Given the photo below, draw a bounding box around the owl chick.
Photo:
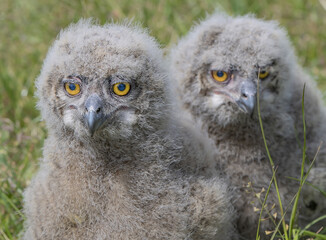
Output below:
[170,12,326,238]
[23,20,238,240]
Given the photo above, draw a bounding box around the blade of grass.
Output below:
[270,189,301,240]
[0,227,10,240]
[289,84,307,239]
[0,191,25,220]
[300,230,326,239]
[294,126,303,151]
[287,176,326,198]
[256,169,279,239]
[257,69,289,240]
[301,215,326,232]
[270,180,326,239]
[286,141,325,198]
[270,213,285,240]
[302,142,323,185]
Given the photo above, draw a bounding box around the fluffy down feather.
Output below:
[170,12,326,239]
[23,19,238,240]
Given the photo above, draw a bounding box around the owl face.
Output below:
[37,21,166,139]
[172,14,296,125]
[57,73,141,138]
[193,55,285,124]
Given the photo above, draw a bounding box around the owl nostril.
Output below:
[86,106,101,113]
[85,93,103,114]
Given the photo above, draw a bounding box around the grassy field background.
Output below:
[0,0,325,239]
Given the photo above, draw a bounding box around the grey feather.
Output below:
[170,12,326,239]
[23,19,238,239]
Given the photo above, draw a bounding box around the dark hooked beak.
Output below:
[235,80,257,114]
[84,93,105,136]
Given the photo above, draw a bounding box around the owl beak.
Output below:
[84,93,105,136]
[235,80,257,114]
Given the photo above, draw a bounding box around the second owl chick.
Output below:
[23,20,237,239]
[170,12,326,239]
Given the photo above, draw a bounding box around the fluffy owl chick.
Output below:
[170,13,326,238]
[23,20,238,240]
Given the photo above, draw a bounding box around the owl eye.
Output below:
[211,70,228,82]
[64,82,81,96]
[258,70,269,80]
[113,82,131,96]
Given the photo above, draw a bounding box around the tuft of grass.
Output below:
[256,77,326,239]
[256,69,289,240]
[288,85,308,240]
[0,0,325,239]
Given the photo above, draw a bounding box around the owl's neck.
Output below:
[202,115,262,145]
[199,110,302,170]
[44,128,171,173]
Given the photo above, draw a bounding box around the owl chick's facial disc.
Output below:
[36,20,166,138]
[61,74,135,136]
[203,53,278,117]
[171,13,295,124]
[209,69,257,114]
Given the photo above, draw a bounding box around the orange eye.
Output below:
[64,82,81,96]
[211,70,228,82]
[258,70,269,79]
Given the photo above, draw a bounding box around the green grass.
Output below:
[0,0,326,239]
[256,80,326,240]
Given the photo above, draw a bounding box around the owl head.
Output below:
[36,20,167,140]
[170,13,300,126]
